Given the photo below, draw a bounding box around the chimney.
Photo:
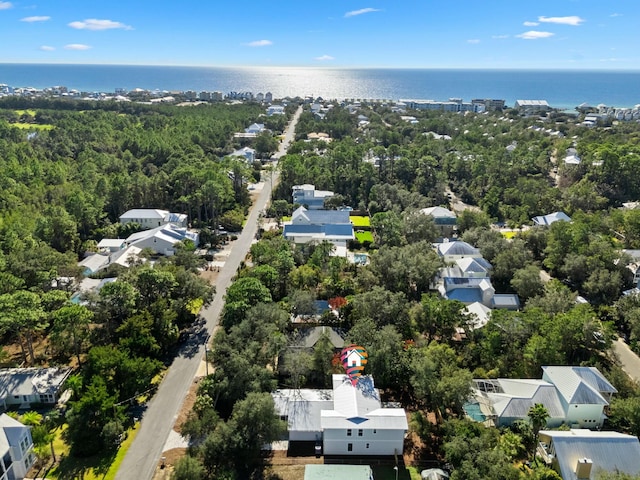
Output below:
[575,458,592,479]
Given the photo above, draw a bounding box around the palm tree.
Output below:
[528,403,549,462]
[20,411,43,426]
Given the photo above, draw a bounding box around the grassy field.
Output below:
[14,109,37,116]
[350,216,371,228]
[44,423,139,480]
[12,123,54,130]
[355,231,374,243]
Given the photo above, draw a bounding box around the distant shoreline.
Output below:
[1,64,639,109]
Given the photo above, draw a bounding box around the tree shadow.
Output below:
[50,448,118,480]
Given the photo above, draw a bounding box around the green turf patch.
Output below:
[350,216,371,227]
[355,231,374,243]
[12,123,54,130]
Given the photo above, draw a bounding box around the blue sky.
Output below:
[1,0,639,69]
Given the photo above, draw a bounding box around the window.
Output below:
[373,429,377,434]
[358,429,363,437]
[347,429,352,436]
[347,443,353,452]
[366,443,370,449]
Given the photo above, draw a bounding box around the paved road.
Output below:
[116,105,303,480]
[612,338,640,384]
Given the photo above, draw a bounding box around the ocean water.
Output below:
[1,64,639,109]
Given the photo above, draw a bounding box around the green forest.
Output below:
[177,103,640,480]
[3,96,640,480]
[0,97,281,473]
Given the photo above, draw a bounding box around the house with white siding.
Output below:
[125,224,198,256]
[0,368,72,410]
[282,207,354,252]
[119,209,188,230]
[468,366,616,429]
[0,414,35,480]
[272,374,407,456]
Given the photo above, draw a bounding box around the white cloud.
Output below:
[610,13,622,17]
[344,8,381,18]
[467,39,480,44]
[64,44,91,50]
[492,34,509,39]
[538,15,585,26]
[0,1,12,9]
[243,39,272,47]
[315,54,334,61]
[523,21,539,26]
[516,30,555,40]
[22,16,51,22]
[39,45,55,51]
[68,18,132,31]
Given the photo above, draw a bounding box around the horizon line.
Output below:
[1,62,640,72]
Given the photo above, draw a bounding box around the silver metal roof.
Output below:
[540,429,640,479]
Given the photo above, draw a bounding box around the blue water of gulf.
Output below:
[1,64,639,109]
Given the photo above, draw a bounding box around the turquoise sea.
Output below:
[1,64,639,109]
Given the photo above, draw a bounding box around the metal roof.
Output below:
[532,211,571,226]
[304,464,373,480]
[283,223,354,240]
[456,257,492,273]
[420,206,456,218]
[321,375,408,431]
[119,208,168,220]
[539,429,640,480]
[0,367,72,398]
[272,389,333,434]
[291,207,351,225]
[542,366,615,405]
[291,326,345,349]
[437,241,480,257]
[488,382,565,419]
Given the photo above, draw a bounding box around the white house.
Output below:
[230,146,256,163]
[267,105,285,116]
[436,241,482,263]
[542,366,616,429]
[282,207,354,252]
[96,238,125,253]
[321,375,408,456]
[0,368,72,410]
[119,209,188,230]
[125,224,199,255]
[468,366,616,429]
[273,374,407,456]
[420,207,457,237]
[532,211,571,227]
[538,429,640,480]
[245,123,265,134]
[515,100,550,114]
[0,414,35,480]
[292,184,334,210]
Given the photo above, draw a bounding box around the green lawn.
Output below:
[350,216,371,228]
[355,231,374,243]
[45,422,139,480]
[373,465,421,480]
[12,123,54,130]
